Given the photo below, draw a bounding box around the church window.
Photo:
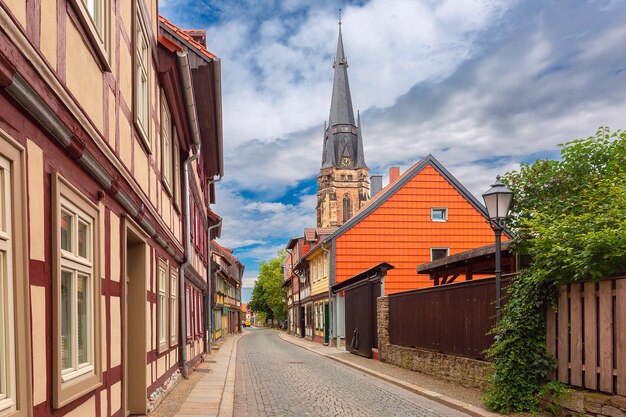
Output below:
[342,195,352,223]
[348,175,353,181]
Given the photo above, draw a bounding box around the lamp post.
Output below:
[482,175,514,324]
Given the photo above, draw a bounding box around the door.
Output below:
[124,223,147,416]
[344,280,381,358]
[324,303,330,344]
[300,306,305,337]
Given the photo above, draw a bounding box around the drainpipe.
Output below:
[177,50,202,379]
[206,217,222,354]
[321,243,332,345]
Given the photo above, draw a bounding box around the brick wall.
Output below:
[377,297,491,389]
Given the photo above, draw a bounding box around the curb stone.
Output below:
[278,332,502,417]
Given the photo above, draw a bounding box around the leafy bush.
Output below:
[484,127,626,412]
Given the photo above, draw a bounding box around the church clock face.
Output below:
[341,156,352,167]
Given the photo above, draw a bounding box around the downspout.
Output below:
[285,248,294,333]
[177,50,202,378]
[285,249,300,330]
[321,243,332,345]
[205,217,222,354]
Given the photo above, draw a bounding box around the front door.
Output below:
[300,306,305,337]
[324,303,330,344]
[124,223,147,416]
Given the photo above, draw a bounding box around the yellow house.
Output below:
[305,241,332,344]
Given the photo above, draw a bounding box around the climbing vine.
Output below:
[484,127,626,413]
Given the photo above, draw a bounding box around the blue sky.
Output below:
[160,0,626,302]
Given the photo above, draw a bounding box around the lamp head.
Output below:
[482,175,514,225]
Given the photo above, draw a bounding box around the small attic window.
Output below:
[431,248,450,261]
[431,208,448,222]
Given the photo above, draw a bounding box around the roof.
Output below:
[324,154,495,243]
[321,20,366,170]
[304,227,337,242]
[159,16,216,61]
[331,262,395,292]
[211,240,244,284]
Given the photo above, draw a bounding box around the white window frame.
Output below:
[134,6,151,150]
[0,155,16,414]
[53,173,102,409]
[430,247,450,261]
[431,208,448,222]
[157,259,167,352]
[169,269,177,345]
[59,198,95,382]
[161,91,172,191]
[69,0,111,70]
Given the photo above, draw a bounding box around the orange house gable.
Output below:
[329,155,503,295]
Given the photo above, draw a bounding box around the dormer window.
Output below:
[431,208,448,222]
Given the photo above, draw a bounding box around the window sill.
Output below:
[134,121,152,155]
[54,370,101,409]
[61,365,94,383]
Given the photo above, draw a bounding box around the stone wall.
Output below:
[550,391,626,417]
[377,297,492,389]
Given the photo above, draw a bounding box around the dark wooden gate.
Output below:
[345,281,376,357]
[333,262,394,358]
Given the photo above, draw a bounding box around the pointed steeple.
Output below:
[321,13,367,170]
[328,15,355,128]
[355,110,368,169]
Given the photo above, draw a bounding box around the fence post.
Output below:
[377,296,389,361]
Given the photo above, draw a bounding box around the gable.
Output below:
[333,161,499,294]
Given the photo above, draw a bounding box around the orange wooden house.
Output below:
[323,154,503,345]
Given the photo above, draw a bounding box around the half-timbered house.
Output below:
[0,2,223,416]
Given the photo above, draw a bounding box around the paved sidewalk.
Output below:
[278,331,502,417]
[153,333,244,417]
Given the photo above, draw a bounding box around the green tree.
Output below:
[485,127,626,413]
[248,251,288,325]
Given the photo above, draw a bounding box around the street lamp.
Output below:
[482,175,514,324]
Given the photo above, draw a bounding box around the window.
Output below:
[53,174,101,408]
[169,269,177,345]
[431,208,448,222]
[161,92,172,190]
[0,155,15,415]
[134,7,150,148]
[431,248,450,261]
[69,0,110,70]
[173,132,181,208]
[185,286,191,339]
[157,259,167,353]
[0,138,30,417]
[342,194,352,223]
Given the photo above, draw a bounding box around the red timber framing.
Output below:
[0,2,223,417]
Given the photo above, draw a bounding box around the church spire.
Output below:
[328,14,355,128]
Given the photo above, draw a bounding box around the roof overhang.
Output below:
[332,262,394,292]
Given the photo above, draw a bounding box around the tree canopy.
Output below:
[248,251,288,323]
[485,127,626,413]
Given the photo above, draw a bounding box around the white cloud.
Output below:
[161,0,626,278]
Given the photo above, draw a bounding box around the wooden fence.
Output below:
[546,277,626,395]
[388,277,507,360]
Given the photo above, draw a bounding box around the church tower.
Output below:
[317,17,369,228]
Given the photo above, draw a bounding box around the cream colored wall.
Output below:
[65,17,104,133]
[27,140,44,261]
[31,285,47,405]
[39,0,57,69]
[65,395,96,417]
[310,249,330,297]
[2,0,26,27]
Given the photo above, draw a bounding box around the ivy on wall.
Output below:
[484,127,626,413]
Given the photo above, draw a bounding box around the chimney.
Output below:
[389,167,400,184]
[370,175,383,198]
[183,30,207,47]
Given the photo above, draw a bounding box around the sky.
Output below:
[160,0,626,302]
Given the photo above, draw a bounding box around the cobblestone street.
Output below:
[235,328,470,417]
